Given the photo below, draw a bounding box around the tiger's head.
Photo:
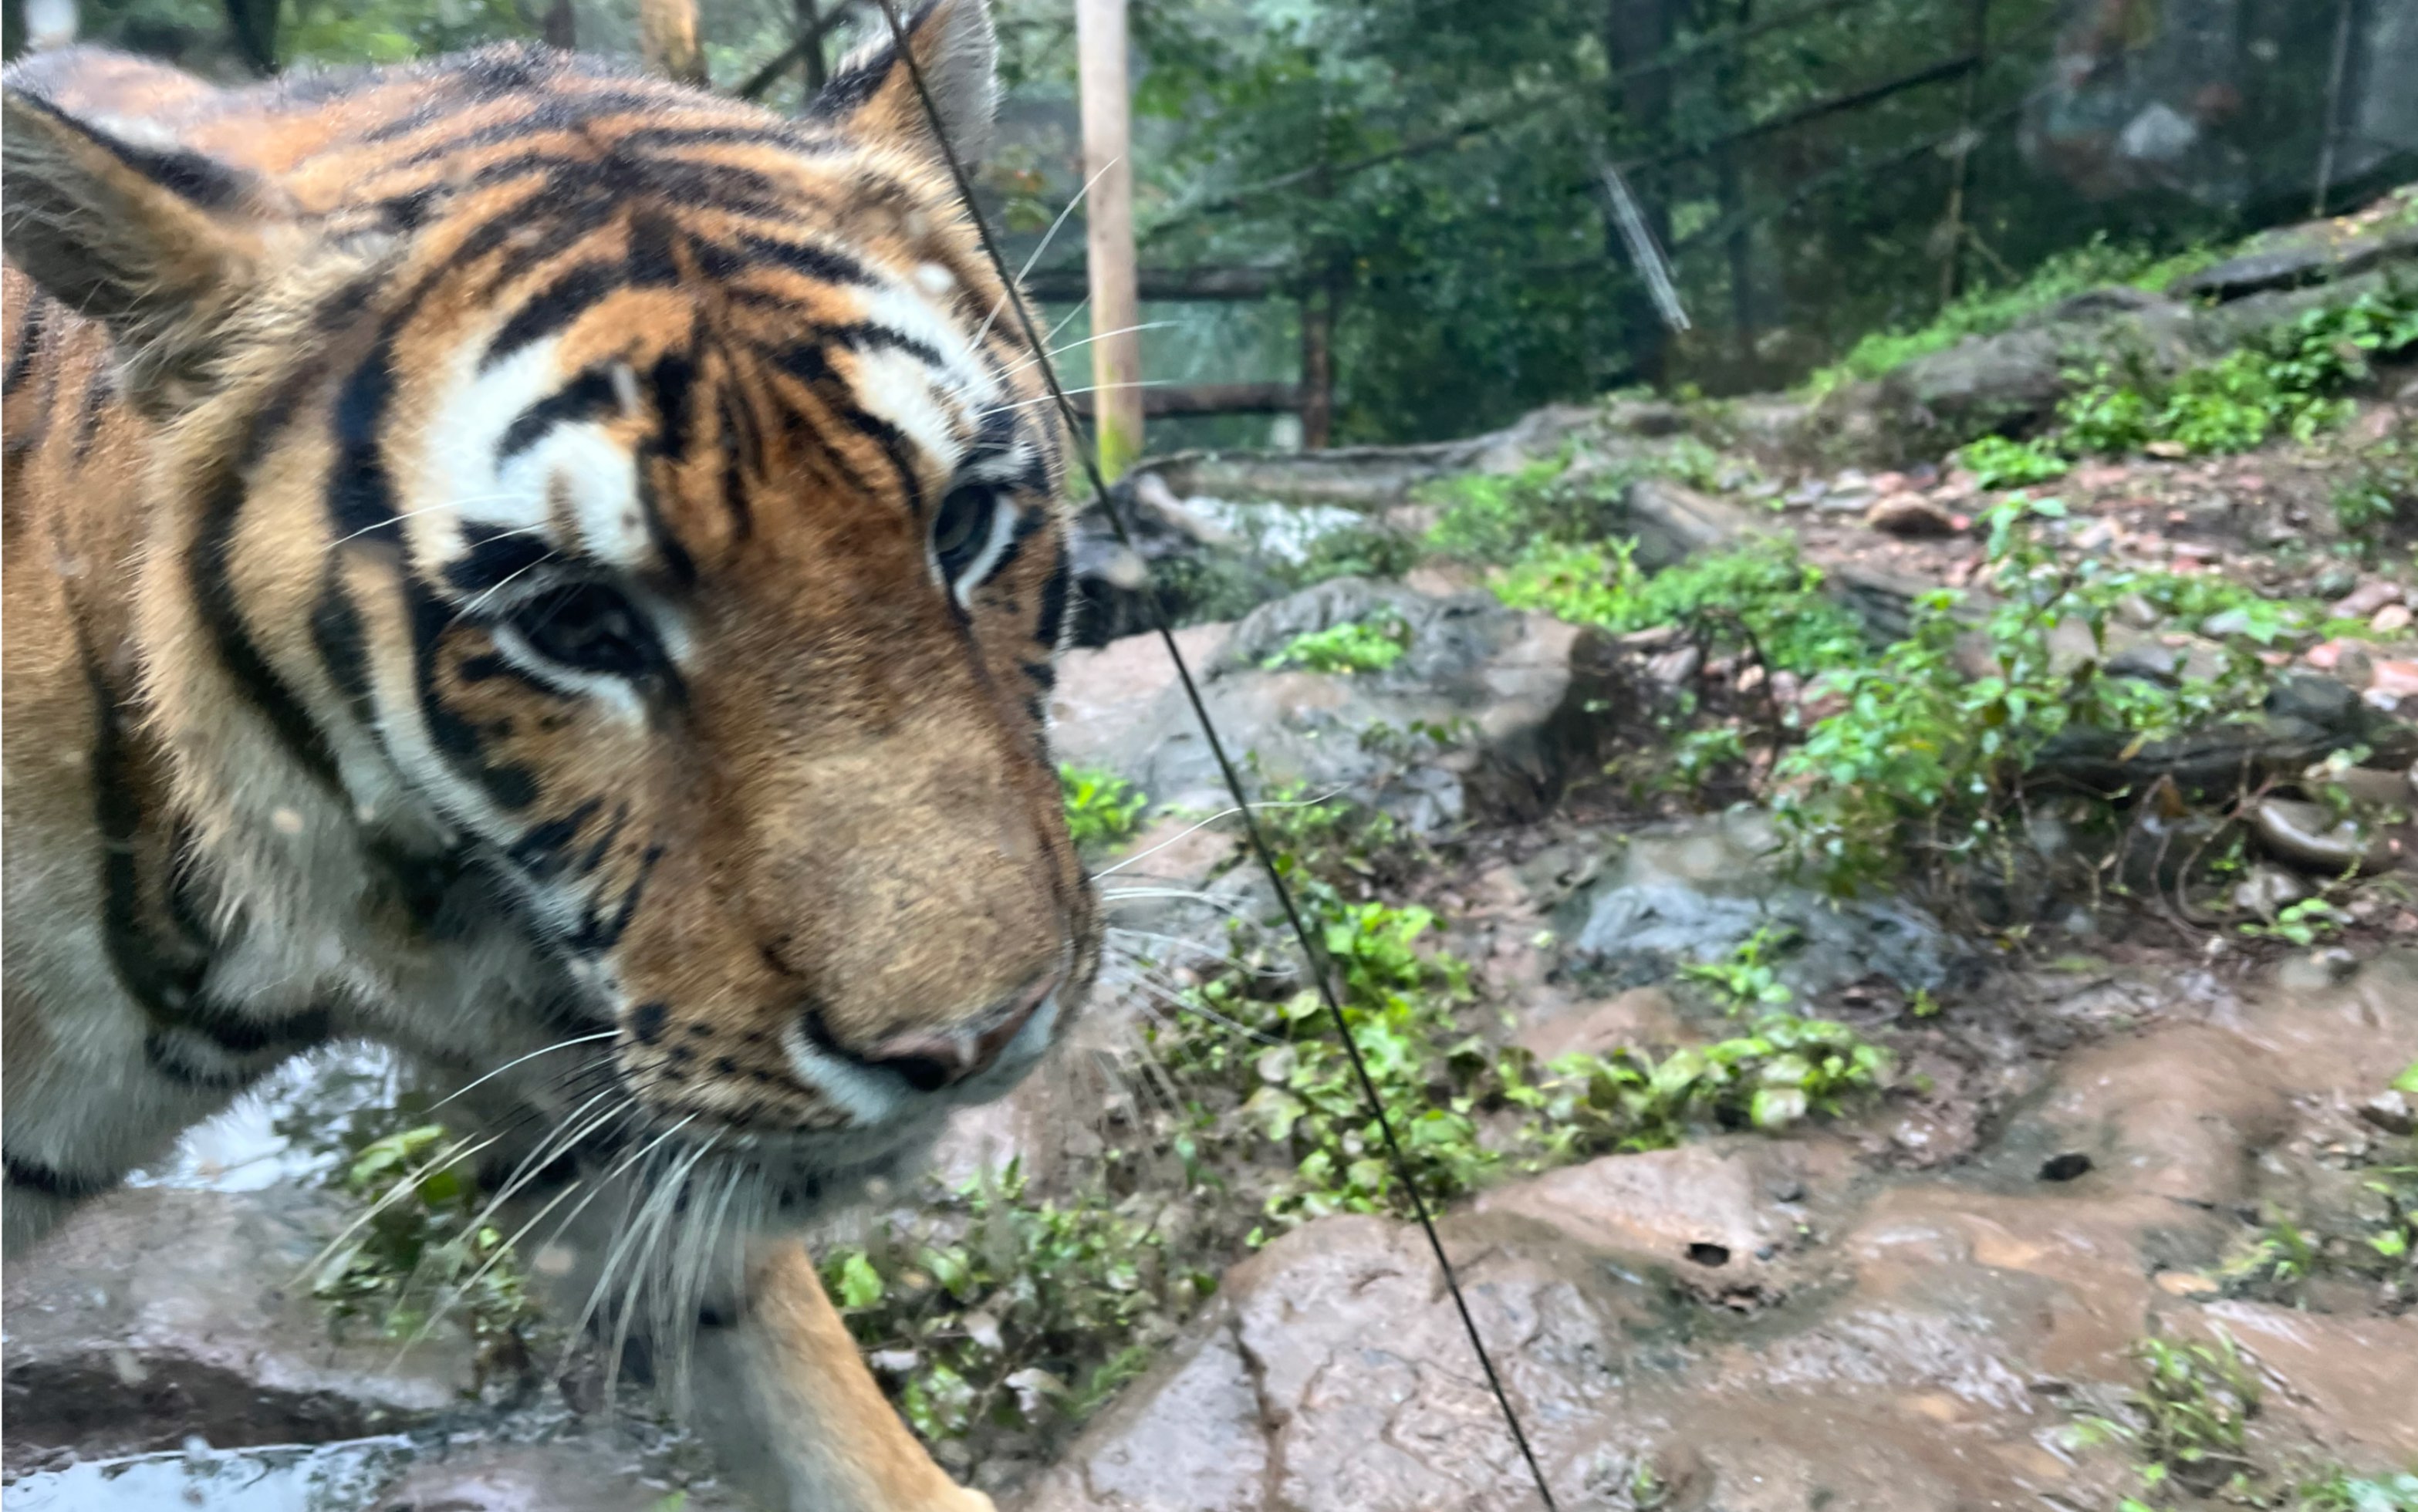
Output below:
[2,0,1098,1169]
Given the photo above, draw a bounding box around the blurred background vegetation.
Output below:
[5,0,2413,447]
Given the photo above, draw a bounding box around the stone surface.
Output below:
[1554,807,1963,998]
[2,1186,485,1471]
[1862,493,1959,537]
[1056,579,1622,835]
[1019,953,2418,1512]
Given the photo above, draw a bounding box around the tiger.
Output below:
[0,2,1096,1507]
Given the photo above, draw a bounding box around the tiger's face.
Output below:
[2,2,1097,1166]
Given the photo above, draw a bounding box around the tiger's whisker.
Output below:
[425,1031,618,1115]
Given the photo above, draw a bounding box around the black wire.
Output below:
[871,5,1559,1506]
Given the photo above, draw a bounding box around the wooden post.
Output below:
[1937,0,1990,306]
[640,0,708,86]
[1076,0,1143,481]
[1298,279,1335,451]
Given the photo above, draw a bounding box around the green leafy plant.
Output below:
[2238,897,2348,947]
[1420,453,1633,565]
[2075,1331,2262,1500]
[303,1119,540,1387]
[1771,494,2275,893]
[2056,285,2418,459]
[2297,1470,2418,1512]
[820,1162,1196,1445]
[1060,765,1149,849]
[1676,926,1797,1012]
[1801,237,2218,397]
[1262,609,1413,674]
[1491,537,1864,675]
[1958,434,2070,490]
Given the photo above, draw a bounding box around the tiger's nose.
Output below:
[855,974,1057,1093]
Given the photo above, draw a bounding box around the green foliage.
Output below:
[821,1162,1194,1444]
[1421,454,1629,566]
[280,0,529,64]
[1059,766,1149,850]
[2075,1331,2261,1500]
[2296,1471,2418,1512]
[301,1116,539,1383]
[1802,238,2219,397]
[1772,494,2278,893]
[2056,285,2418,459]
[2237,897,2348,947]
[1163,857,1887,1229]
[2332,417,2418,544]
[1675,926,1796,1011]
[1261,609,1413,675]
[1503,1013,1891,1156]
[1957,434,2070,490]
[1491,537,1865,675]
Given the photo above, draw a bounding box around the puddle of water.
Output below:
[126,1046,399,1194]
[5,1438,411,1512]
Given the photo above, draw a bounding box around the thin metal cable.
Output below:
[870,5,1559,1505]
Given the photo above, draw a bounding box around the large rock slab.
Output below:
[1052,578,1622,835]
[1018,953,2418,1512]
[1555,806,1964,999]
[2,1186,485,1470]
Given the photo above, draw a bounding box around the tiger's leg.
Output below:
[731,1239,992,1512]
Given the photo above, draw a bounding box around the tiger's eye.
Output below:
[930,485,998,586]
[511,582,654,676]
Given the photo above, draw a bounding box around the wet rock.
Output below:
[2034,673,2418,795]
[2250,796,2394,876]
[2332,580,2406,620]
[2172,214,2418,302]
[2231,863,2311,920]
[2360,1090,2416,1138]
[368,1438,741,1512]
[1026,954,2418,1512]
[1474,1140,1817,1305]
[1556,808,1961,998]
[1059,579,1623,835]
[1863,494,1960,538]
[2106,636,2227,687]
[1514,987,1689,1064]
[2,1187,485,1470]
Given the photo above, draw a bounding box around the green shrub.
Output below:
[1420,453,1629,565]
[1060,765,1148,849]
[1261,609,1413,674]
[2057,285,2418,459]
[1802,237,2218,397]
[301,1120,540,1384]
[1773,495,2274,893]
[1491,537,1866,675]
[1957,434,2069,490]
[821,1163,1194,1443]
[2074,1331,2261,1500]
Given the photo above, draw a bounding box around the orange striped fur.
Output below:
[2,5,1083,1507]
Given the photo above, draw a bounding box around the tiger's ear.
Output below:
[812,0,999,167]
[2,86,296,392]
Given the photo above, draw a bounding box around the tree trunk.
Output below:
[221,0,279,74]
[640,0,708,86]
[1076,0,1144,480]
[1299,278,1336,450]
[796,0,829,97]
[542,0,576,49]
[1717,0,1754,365]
